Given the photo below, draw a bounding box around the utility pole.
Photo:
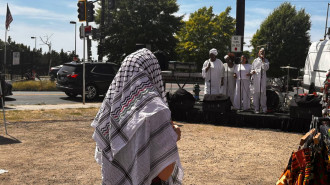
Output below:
[98,0,105,61]
[325,3,330,40]
[236,0,245,53]
[85,0,95,61]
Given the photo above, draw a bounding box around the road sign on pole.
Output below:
[85,25,92,36]
[13,52,20,65]
[231,35,242,52]
[82,23,86,105]
[80,24,85,39]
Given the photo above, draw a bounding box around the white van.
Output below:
[302,39,330,92]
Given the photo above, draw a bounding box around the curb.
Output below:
[4,103,102,111]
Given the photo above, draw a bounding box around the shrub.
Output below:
[12,80,57,91]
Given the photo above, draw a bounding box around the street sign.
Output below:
[85,25,92,36]
[13,52,20,65]
[231,35,242,52]
[80,25,85,39]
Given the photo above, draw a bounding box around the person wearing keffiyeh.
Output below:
[91,48,184,185]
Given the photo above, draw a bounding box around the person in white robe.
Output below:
[233,55,252,111]
[251,48,270,114]
[220,54,236,104]
[202,48,224,94]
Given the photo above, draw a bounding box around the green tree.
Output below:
[250,2,311,78]
[0,37,74,76]
[175,7,235,70]
[96,0,183,63]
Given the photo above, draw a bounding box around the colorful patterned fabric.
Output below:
[91,48,183,185]
[276,169,292,185]
[314,152,329,184]
[303,149,311,184]
[295,172,303,185]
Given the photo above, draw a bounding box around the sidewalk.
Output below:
[5,103,102,111]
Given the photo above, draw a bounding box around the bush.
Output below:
[12,80,57,91]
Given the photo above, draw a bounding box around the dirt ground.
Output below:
[0,109,302,185]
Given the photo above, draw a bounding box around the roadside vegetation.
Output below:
[0,108,98,123]
[12,80,57,91]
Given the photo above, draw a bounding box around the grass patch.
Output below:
[69,112,83,116]
[12,80,57,91]
[0,108,98,123]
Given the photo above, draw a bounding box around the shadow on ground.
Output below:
[0,135,21,145]
[59,96,105,103]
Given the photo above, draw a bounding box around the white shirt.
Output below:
[220,63,236,97]
[202,58,224,94]
[251,57,270,93]
[234,64,251,80]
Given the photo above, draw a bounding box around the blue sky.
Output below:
[0,0,329,62]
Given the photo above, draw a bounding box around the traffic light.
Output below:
[108,0,115,10]
[92,28,100,40]
[87,39,92,59]
[86,1,95,22]
[77,0,86,22]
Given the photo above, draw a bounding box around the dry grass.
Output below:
[0,108,302,184]
[12,80,57,91]
[0,108,98,123]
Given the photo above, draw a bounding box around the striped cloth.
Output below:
[91,48,183,185]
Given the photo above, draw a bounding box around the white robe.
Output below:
[251,57,270,112]
[233,64,251,110]
[202,58,224,94]
[220,63,236,103]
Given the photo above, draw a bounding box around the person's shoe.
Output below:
[254,111,260,114]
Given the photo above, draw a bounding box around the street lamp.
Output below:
[30,37,37,74]
[31,36,36,51]
[70,21,77,55]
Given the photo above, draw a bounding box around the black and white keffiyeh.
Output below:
[91,48,183,185]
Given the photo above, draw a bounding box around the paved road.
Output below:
[5,84,303,106]
[166,83,205,99]
[5,84,205,106]
[6,91,104,105]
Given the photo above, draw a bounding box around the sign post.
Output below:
[231,35,242,53]
[80,23,86,105]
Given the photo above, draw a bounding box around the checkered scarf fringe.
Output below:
[92,49,183,185]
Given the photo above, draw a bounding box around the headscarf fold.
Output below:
[91,48,183,185]
[209,48,218,56]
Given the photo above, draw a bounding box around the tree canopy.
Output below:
[175,6,236,70]
[96,0,183,63]
[0,37,74,76]
[250,2,311,77]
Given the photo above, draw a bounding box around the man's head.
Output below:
[258,48,265,57]
[209,48,218,61]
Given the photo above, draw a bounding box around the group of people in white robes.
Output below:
[202,48,270,114]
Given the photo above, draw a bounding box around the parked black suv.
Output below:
[56,62,119,100]
[49,65,62,80]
